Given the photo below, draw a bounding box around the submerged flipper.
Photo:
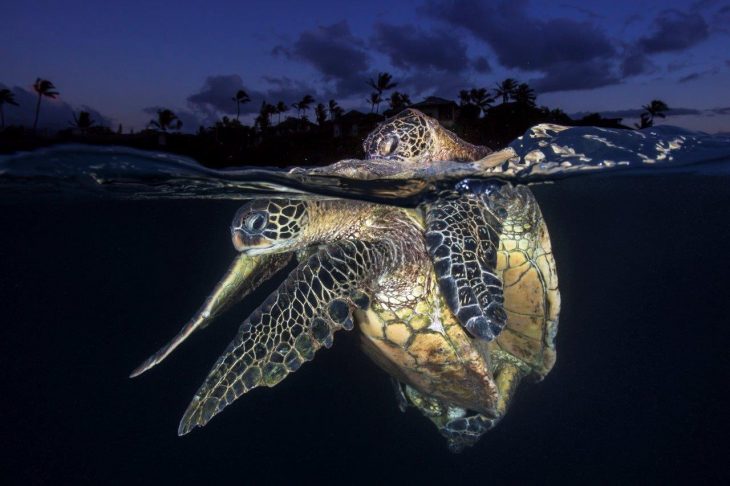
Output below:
[130,252,293,378]
[178,239,394,435]
[424,185,507,341]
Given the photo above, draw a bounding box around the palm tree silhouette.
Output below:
[513,83,537,107]
[388,91,412,113]
[292,94,315,119]
[328,99,343,120]
[368,92,383,113]
[495,78,518,104]
[315,103,328,126]
[367,72,397,113]
[635,100,669,129]
[458,89,473,106]
[275,101,287,124]
[232,90,250,121]
[32,78,59,133]
[148,108,182,131]
[367,72,397,95]
[71,111,95,134]
[0,88,19,129]
[469,88,495,115]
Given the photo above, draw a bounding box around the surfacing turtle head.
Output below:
[363,108,437,161]
[231,199,308,254]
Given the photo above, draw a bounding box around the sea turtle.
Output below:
[130,109,560,451]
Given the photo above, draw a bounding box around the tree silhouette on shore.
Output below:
[315,103,328,126]
[368,92,383,113]
[513,83,537,107]
[388,91,411,114]
[148,108,182,132]
[232,90,250,121]
[367,72,397,113]
[0,88,19,129]
[635,100,669,129]
[71,111,95,134]
[32,78,59,133]
[292,95,314,119]
[495,78,518,104]
[328,99,343,120]
[275,101,287,124]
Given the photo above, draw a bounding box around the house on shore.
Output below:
[409,96,459,127]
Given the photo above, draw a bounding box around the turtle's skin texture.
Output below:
[363,108,492,163]
[131,110,560,451]
[131,191,558,451]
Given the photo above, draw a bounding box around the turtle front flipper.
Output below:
[130,252,293,378]
[178,239,393,435]
[424,187,507,341]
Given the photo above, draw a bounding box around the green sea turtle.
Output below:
[130,109,560,451]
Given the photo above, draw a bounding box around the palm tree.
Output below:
[388,91,412,113]
[645,99,669,124]
[255,101,276,131]
[70,111,95,134]
[367,72,397,113]
[495,78,518,104]
[469,88,495,115]
[292,94,315,119]
[231,90,250,121]
[32,78,59,133]
[328,99,343,120]
[367,72,397,95]
[315,103,328,126]
[513,83,537,107]
[458,89,473,106]
[275,101,287,124]
[0,88,19,129]
[368,92,383,113]
[148,108,182,132]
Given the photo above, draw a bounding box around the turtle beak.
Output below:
[232,229,247,252]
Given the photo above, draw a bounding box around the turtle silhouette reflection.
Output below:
[132,110,559,451]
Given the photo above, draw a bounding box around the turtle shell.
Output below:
[488,184,559,380]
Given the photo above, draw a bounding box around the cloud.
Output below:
[570,107,702,119]
[472,56,492,74]
[620,50,654,77]
[371,22,473,72]
[398,69,474,99]
[638,10,709,53]
[422,0,616,72]
[679,72,703,83]
[559,4,604,20]
[0,84,110,131]
[186,74,249,116]
[422,0,623,93]
[531,59,620,93]
[185,74,322,124]
[273,21,371,96]
[710,107,730,115]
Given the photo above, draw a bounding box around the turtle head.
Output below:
[363,108,437,162]
[231,199,309,254]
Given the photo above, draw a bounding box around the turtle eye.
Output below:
[379,135,398,157]
[245,211,268,233]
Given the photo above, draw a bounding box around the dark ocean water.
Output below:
[1,133,730,483]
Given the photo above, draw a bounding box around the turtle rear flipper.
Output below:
[178,239,394,435]
[424,189,507,341]
[129,252,293,378]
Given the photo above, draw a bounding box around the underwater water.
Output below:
[1,125,730,483]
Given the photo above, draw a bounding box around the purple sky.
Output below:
[2,0,729,133]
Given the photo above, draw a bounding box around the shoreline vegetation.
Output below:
[0,75,669,169]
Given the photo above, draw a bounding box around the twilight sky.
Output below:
[2,0,729,133]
